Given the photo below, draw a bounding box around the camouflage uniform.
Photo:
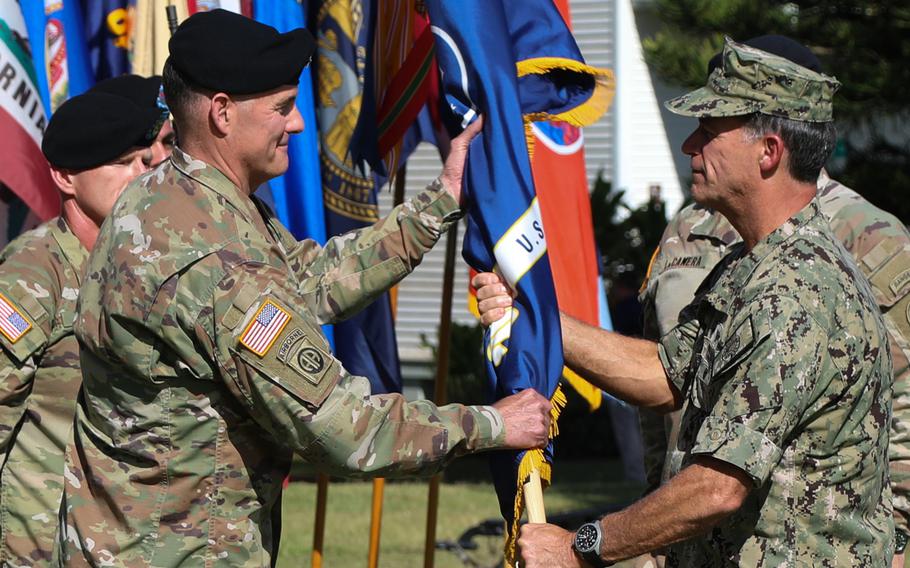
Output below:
[0,218,87,565]
[55,148,506,567]
[640,171,910,533]
[658,200,893,565]
[649,38,894,564]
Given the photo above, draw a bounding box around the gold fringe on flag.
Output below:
[516,57,615,158]
[503,383,567,566]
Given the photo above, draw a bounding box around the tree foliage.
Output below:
[590,173,668,291]
[642,0,910,221]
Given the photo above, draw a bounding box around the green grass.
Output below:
[277,457,643,567]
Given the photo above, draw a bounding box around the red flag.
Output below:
[533,0,609,411]
[0,4,60,223]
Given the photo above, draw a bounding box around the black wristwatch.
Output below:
[572,522,614,567]
[896,529,908,555]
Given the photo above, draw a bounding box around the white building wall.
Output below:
[613,0,685,213]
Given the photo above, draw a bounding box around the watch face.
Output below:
[575,524,599,553]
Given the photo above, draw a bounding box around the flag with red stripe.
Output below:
[0,3,60,223]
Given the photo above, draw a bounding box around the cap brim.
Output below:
[664,86,763,118]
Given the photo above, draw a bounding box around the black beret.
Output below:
[42,92,163,170]
[91,74,164,110]
[168,9,315,94]
[707,35,822,76]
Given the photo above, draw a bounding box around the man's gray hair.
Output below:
[742,114,837,183]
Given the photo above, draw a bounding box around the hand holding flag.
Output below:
[438,117,484,204]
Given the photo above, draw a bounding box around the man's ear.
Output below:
[209,92,234,136]
[50,166,76,197]
[758,132,785,177]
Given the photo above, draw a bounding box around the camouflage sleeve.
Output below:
[0,289,50,451]
[858,240,910,531]
[687,297,825,486]
[882,294,910,532]
[209,262,506,477]
[286,180,462,324]
[639,247,668,492]
[657,312,700,393]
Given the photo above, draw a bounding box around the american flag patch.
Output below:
[0,292,32,343]
[239,300,291,357]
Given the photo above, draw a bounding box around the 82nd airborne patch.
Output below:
[0,292,32,343]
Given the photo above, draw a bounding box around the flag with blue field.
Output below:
[425,0,612,560]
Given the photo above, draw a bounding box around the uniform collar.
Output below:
[689,204,740,245]
[704,199,823,313]
[816,168,836,198]
[169,146,263,227]
[51,217,90,282]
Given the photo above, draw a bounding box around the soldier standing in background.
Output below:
[638,36,910,568]
[55,10,551,566]
[0,85,168,565]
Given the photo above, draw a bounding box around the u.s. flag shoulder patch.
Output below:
[0,292,32,344]
[239,299,291,357]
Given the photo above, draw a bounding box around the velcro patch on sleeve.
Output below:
[0,292,32,344]
[239,299,291,357]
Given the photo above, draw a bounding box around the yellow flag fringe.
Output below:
[516,56,615,161]
[503,383,567,566]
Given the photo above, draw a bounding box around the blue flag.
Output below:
[314,0,402,395]
[425,0,611,559]
[253,1,326,245]
[21,0,94,113]
[82,0,130,81]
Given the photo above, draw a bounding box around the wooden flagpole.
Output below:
[365,167,408,568]
[311,474,329,568]
[422,218,459,568]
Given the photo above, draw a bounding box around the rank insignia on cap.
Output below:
[240,299,291,357]
[0,293,32,343]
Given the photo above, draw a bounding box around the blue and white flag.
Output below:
[425,0,611,559]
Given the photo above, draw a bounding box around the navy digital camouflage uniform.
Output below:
[658,200,893,564]
[0,218,87,565]
[55,148,507,566]
[651,37,893,564]
[640,172,910,536]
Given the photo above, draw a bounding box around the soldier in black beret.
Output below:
[0,85,169,564]
[91,74,176,166]
[54,9,553,567]
[41,90,167,238]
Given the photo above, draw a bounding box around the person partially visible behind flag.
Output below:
[0,2,59,232]
[425,0,612,561]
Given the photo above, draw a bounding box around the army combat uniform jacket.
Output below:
[56,148,506,567]
[659,200,893,566]
[0,218,87,565]
[640,172,910,534]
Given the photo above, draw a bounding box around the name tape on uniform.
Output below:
[240,299,291,357]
